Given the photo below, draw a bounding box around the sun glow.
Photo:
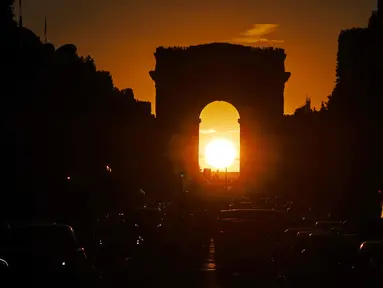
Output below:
[205,139,236,169]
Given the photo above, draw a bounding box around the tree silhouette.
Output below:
[1,0,16,29]
[320,100,328,112]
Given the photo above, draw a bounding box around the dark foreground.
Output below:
[1,196,382,288]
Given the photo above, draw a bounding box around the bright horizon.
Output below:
[199,101,240,172]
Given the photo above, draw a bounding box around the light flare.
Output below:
[205,139,236,169]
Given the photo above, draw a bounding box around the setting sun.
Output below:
[205,139,236,169]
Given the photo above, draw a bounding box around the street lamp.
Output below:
[180,172,184,193]
[225,167,228,189]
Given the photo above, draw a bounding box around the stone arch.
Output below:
[150,43,290,185]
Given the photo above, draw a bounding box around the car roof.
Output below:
[14,224,73,231]
[220,208,285,213]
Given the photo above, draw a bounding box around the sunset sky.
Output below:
[199,101,240,172]
[20,0,376,114]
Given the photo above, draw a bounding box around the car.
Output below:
[215,208,291,280]
[4,224,91,286]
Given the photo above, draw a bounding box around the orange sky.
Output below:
[21,0,377,114]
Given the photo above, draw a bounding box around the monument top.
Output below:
[155,42,285,55]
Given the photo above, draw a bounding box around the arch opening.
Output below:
[199,101,240,184]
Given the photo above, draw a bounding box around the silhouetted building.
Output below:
[136,101,153,118]
[203,168,212,180]
[150,43,290,188]
[293,96,312,115]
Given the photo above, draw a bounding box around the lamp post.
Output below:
[180,172,184,193]
[225,167,228,189]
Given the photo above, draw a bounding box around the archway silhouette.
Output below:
[199,101,240,181]
[150,43,291,186]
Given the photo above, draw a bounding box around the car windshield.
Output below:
[219,209,285,220]
[134,209,162,225]
[11,226,77,255]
